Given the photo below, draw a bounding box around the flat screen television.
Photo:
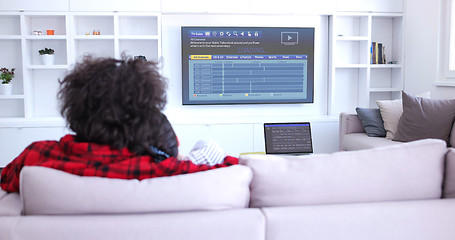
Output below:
[181,26,314,105]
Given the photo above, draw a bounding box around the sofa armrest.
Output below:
[339,112,365,150]
[0,189,21,216]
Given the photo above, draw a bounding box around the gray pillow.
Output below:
[355,107,386,137]
[393,91,455,144]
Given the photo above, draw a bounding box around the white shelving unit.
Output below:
[20,13,69,118]
[70,12,161,62]
[329,13,404,115]
[0,13,25,118]
[0,11,161,122]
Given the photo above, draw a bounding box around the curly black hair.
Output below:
[58,55,173,157]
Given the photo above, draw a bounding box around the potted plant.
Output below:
[38,48,55,65]
[0,67,15,95]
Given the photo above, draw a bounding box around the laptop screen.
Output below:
[264,122,313,154]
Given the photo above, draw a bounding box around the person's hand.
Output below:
[177,152,186,161]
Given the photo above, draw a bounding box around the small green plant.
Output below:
[0,67,15,84]
[38,48,55,55]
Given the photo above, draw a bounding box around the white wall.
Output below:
[4,0,450,165]
[404,0,455,99]
[160,14,329,122]
[158,14,338,157]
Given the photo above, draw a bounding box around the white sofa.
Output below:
[339,112,402,151]
[339,112,455,151]
[2,139,455,240]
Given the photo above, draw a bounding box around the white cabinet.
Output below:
[70,12,161,62]
[22,13,70,118]
[0,125,70,167]
[249,0,335,15]
[0,0,69,11]
[0,11,161,121]
[69,0,161,12]
[0,13,24,117]
[336,0,403,13]
[329,13,404,114]
[161,0,250,13]
[162,0,335,14]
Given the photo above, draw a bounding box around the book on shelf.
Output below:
[371,42,386,64]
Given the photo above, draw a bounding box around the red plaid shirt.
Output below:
[0,134,238,193]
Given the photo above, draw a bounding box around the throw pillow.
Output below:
[376,99,401,139]
[393,91,455,144]
[20,165,252,215]
[376,91,430,140]
[355,107,386,137]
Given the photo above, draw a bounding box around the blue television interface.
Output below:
[181,27,315,105]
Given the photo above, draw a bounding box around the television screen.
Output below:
[181,26,314,105]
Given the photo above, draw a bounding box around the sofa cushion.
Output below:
[355,107,386,137]
[376,91,430,140]
[20,165,252,215]
[5,209,266,240]
[261,199,455,240]
[342,133,401,151]
[444,148,455,198]
[240,139,447,208]
[393,91,455,144]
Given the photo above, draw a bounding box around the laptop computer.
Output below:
[264,122,313,155]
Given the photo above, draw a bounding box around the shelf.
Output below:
[0,95,25,99]
[118,15,159,36]
[334,40,370,65]
[25,35,68,40]
[0,35,21,40]
[0,15,21,36]
[117,35,159,40]
[369,88,402,92]
[73,15,115,36]
[1,11,161,121]
[330,13,404,114]
[26,65,69,69]
[23,14,67,37]
[74,35,159,40]
[334,14,369,37]
[0,117,65,128]
[335,64,369,68]
[0,98,25,118]
[370,64,402,68]
[74,35,115,40]
[336,36,369,41]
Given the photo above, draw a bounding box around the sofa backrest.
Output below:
[240,139,447,208]
[20,165,252,215]
[341,112,455,148]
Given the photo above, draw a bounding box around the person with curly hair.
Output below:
[0,55,238,193]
